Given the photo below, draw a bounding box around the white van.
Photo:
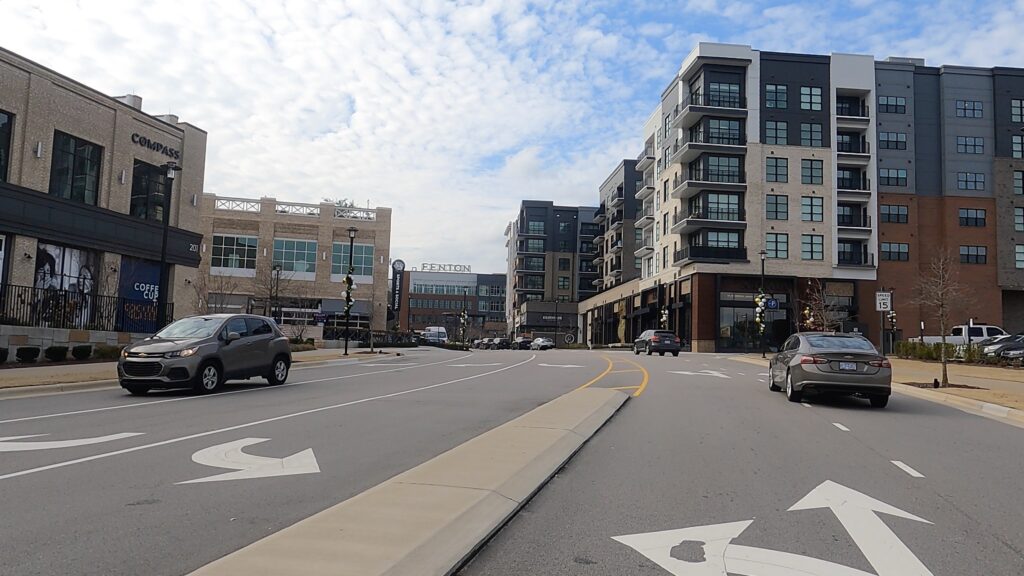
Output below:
[421,326,449,344]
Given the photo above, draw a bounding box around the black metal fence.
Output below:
[0,283,172,333]
[322,328,418,345]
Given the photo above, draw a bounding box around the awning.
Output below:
[322,298,371,315]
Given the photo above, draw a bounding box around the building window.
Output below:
[558,276,570,290]
[1013,99,1024,123]
[800,86,822,111]
[801,234,824,260]
[273,239,317,273]
[881,242,910,261]
[766,157,788,182]
[635,228,644,243]
[708,82,741,107]
[525,239,544,252]
[956,136,984,154]
[708,118,741,144]
[1015,171,1024,195]
[800,123,822,147]
[49,130,102,206]
[766,195,788,220]
[956,100,983,118]
[880,204,908,223]
[211,235,258,269]
[878,95,907,114]
[558,257,571,271]
[956,172,985,190]
[1017,245,1024,269]
[662,247,668,269]
[878,132,907,150]
[765,120,787,145]
[958,208,986,227]
[524,275,544,290]
[959,245,987,264]
[1015,207,1024,232]
[579,241,592,253]
[765,84,787,109]
[128,160,167,222]
[879,168,908,186]
[332,243,374,275]
[558,221,571,234]
[558,240,569,251]
[527,220,544,234]
[766,233,788,259]
[523,256,544,271]
[706,231,740,248]
[801,159,823,184]
[1013,135,1023,158]
[634,257,642,270]
[801,196,823,222]
[0,109,12,183]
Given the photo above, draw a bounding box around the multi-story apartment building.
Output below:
[505,200,599,340]
[0,47,205,342]
[397,270,506,338]
[581,42,1024,352]
[199,195,392,336]
[593,160,643,292]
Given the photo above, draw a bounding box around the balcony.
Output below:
[635,177,655,201]
[837,252,876,268]
[609,190,625,207]
[837,139,871,165]
[837,175,872,200]
[836,101,870,130]
[609,239,623,254]
[671,92,747,130]
[518,244,545,255]
[673,246,748,266]
[636,206,655,228]
[671,131,746,165]
[592,277,605,287]
[592,230,605,243]
[636,146,655,172]
[609,214,623,231]
[634,242,654,257]
[611,269,623,278]
[519,226,546,238]
[593,253,605,265]
[670,207,747,234]
[671,169,746,200]
[837,214,872,231]
[593,206,606,224]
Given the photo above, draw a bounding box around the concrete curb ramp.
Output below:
[189,387,630,576]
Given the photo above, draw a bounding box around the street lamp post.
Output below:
[554,298,559,348]
[343,226,357,356]
[272,264,282,321]
[462,287,468,344]
[758,249,767,358]
[156,162,182,329]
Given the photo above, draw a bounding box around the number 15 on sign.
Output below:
[875,291,892,312]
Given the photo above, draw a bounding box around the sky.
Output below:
[3,0,1024,273]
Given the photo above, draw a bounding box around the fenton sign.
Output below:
[420,263,472,273]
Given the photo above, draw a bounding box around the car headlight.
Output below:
[121,348,128,359]
[166,347,199,358]
[984,346,997,353]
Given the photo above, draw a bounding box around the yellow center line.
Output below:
[574,355,614,392]
[610,386,641,391]
[609,369,642,374]
[621,358,650,397]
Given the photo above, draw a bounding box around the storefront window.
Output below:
[32,242,99,329]
[49,131,102,206]
[129,160,167,222]
[273,239,317,273]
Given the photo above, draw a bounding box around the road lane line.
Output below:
[801,402,812,408]
[892,460,925,478]
[833,422,851,432]
[621,358,650,397]
[610,386,641,391]
[0,353,473,425]
[0,355,537,482]
[574,356,614,392]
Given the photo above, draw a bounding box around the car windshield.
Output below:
[154,317,223,340]
[806,335,876,351]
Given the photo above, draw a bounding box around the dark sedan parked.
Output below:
[982,334,1024,357]
[768,332,891,407]
[633,330,681,356]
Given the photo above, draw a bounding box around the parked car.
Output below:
[907,324,1006,346]
[530,337,555,350]
[118,314,292,396]
[477,337,493,349]
[514,336,533,350]
[768,332,890,407]
[984,334,1024,357]
[633,330,681,356]
[491,337,511,350]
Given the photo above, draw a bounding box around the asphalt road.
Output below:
[460,352,1024,576]
[0,347,645,576]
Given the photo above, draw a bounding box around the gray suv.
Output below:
[118,314,292,395]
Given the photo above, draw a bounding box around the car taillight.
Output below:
[674,337,680,343]
[652,337,660,342]
[800,355,829,365]
[868,358,891,368]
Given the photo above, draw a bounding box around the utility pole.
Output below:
[156,162,181,329]
[343,227,357,355]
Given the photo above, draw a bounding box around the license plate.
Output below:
[839,362,857,371]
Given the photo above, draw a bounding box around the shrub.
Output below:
[0,347,7,364]
[71,345,93,361]
[290,343,316,352]
[358,341,418,348]
[16,347,40,363]
[93,344,123,360]
[44,346,69,362]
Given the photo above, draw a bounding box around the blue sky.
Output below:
[2,0,1023,273]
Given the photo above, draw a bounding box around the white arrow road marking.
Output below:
[447,363,503,367]
[789,480,934,576]
[614,480,934,576]
[0,432,143,452]
[178,438,320,484]
[537,364,584,368]
[668,370,731,379]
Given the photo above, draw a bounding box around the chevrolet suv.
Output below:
[118,314,292,395]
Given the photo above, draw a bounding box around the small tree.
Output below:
[801,278,841,332]
[914,249,968,387]
[188,266,240,315]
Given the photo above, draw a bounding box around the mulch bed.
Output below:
[0,358,115,370]
[902,382,986,390]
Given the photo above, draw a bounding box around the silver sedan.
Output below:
[768,332,892,408]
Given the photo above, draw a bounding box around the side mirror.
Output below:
[226,332,241,343]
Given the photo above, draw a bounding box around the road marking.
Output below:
[758,372,769,376]
[891,460,925,478]
[609,369,642,374]
[0,432,143,452]
[614,480,934,576]
[832,422,851,432]
[621,358,650,397]
[447,363,503,367]
[610,386,641,391]
[538,363,584,368]
[668,370,730,379]
[801,402,812,408]
[0,355,536,482]
[177,438,320,484]
[737,372,745,376]
[0,352,473,425]
[574,356,613,392]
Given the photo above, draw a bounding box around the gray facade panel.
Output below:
[938,69,994,198]
[913,70,943,196]
[992,70,1024,158]
[760,54,831,148]
[876,66,918,196]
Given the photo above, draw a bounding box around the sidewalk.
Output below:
[0,348,392,390]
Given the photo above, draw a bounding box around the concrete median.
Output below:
[189,387,630,576]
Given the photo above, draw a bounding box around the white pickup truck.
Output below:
[907,324,1007,345]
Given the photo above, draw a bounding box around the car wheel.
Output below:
[194,361,222,394]
[634,345,640,355]
[267,356,289,385]
[768,366,782,391]
[870,395,889,408]
[123,383,149,396]
[646,344,652,356]
[785,370,802,402]
[659,351,665,356]
[672,351,679,357]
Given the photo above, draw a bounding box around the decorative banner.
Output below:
[117,256,161,333]
[391,259,406,314]
[33,242,98,328]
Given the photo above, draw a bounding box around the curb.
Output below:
[188,387,631,576]
[892,383,1024,425]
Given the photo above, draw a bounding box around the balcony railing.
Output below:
[637,146,655,163]
[682,169,746,184]
[276,202,321,217]
[836,103,870,118]
[678,207,746,222]
[685,130,744,146]
[837,141,871,154]
[674,246,747,262]
[609,214,623,228]
[837,176,871,191]
[686,92,746,109]
[610,190,625,205]
[334,206,377,221]
[215,198,260,212]
[838,252,876,266]
[0,283,173,333]
[837,214,872,228]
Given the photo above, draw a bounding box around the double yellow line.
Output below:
[574,354,649,397]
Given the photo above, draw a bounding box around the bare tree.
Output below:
[801,278,841,332]
[913,249,968,387]
[188,267,240,315]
